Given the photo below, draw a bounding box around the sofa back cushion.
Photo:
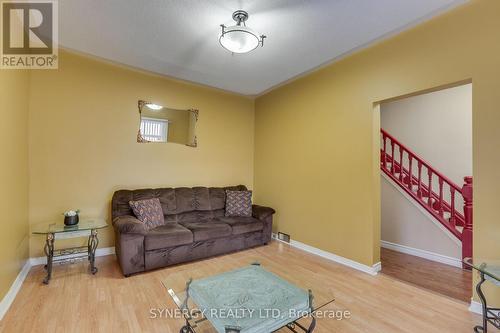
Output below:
[112,185,247,221]
[129,198,165,230]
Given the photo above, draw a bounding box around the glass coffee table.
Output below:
[163,263,335,333]
[463,258,500,333]
[32,219,107,284]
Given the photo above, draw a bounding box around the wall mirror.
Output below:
[137,100,198,147]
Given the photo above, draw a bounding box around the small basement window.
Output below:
[140,117,169,142]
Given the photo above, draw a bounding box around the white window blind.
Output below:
[140,117,169,142]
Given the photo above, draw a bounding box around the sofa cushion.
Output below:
[175,210,217,223]
[208,187,226,210]
[193,187,211,210]
[129,198,165,230]
[174,188,196,213]
[156,188,177,214]
[217,216,263,235]
[225,190,252,217]
[145,223,193,251]
[180,221,232,242]
[132,188,177,214]
[112,189,178,218]
[112,190,135,218]
[112,185,249,220]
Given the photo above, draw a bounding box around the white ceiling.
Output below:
[59,0,467,96]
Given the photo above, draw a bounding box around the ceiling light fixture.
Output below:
[219,10,266,54]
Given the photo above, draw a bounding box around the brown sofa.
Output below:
[111,185,275,276]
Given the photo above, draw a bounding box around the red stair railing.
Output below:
[380,129,473,266]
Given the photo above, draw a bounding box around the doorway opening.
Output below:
[377,82,473,302]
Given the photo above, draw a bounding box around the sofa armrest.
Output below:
[252,205,276,220]
[113,215,147,235]
[252,205,275,244]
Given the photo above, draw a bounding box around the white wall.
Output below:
[380,84,472,261]
[382,175,461,261]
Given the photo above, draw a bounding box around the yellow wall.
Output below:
[28,50,255,256]
[3,0,499,308]
[255,0,499,304]
[0,70,30,299]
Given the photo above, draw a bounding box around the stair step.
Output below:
[456,226,464,233]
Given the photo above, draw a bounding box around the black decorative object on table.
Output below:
[63,209,80,226]
[64,214,79,226]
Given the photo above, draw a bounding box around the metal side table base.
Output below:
[474,272,500,333]
[464,258,500,333]
[42,233,55,285]
[88,229,99,274]
[32,219,107,284]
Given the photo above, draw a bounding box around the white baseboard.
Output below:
[0,260,31,321]
[372,261,382,274]
[272,233,381,276]
[469,300,500,316]
[469,300,482,315]
[381,240,461,268]
[30,246,115,266]
[0,246,115,321]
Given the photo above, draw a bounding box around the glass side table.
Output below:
[463,258,500,333]
[32,219,108,284]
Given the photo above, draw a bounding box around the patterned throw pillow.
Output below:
[225,190,252,217]
[129,198,164,230]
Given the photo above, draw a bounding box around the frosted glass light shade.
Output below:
[219,26,260,54]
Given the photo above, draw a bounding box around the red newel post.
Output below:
[461,176,473,269]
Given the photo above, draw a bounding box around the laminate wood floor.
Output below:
[0,242,479,333]
[381,248,472,302]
